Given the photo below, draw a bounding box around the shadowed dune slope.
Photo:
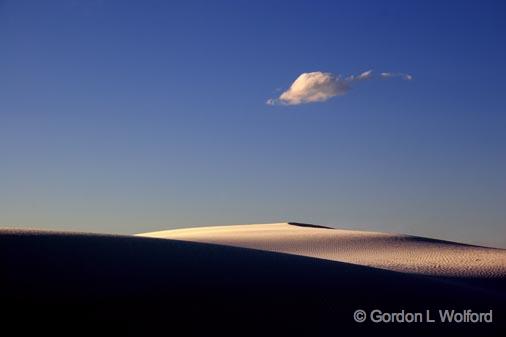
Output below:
[1,228,505,336]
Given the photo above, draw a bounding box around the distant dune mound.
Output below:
[138,222,506,279]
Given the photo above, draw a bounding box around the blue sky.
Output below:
[1,0,505,247]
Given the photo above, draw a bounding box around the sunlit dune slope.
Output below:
[138,222,506,278]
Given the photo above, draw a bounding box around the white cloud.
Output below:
[349,69,374,81]
[267,72,349,106]
[267,69,412,105]
[380,72,413,81]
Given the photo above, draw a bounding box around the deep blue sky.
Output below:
[1,0,505,247]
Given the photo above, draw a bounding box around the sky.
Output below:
[1,0,505,247]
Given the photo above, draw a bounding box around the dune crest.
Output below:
[138,222,506,278]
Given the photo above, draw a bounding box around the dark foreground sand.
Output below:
[1,226,505,336]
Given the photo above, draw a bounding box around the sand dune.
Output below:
[138,222,506,278]
[2,226,505,336]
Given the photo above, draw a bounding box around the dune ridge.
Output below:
[137,222,506,278]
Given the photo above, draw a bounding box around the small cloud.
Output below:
[268,72,349,105]
[355,69,374,81]
[268,69,412,105]
[266,98,277,105]
[380,72,413,81]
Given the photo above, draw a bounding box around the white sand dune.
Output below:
[138,222,506,278]
[2,225,505,335]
